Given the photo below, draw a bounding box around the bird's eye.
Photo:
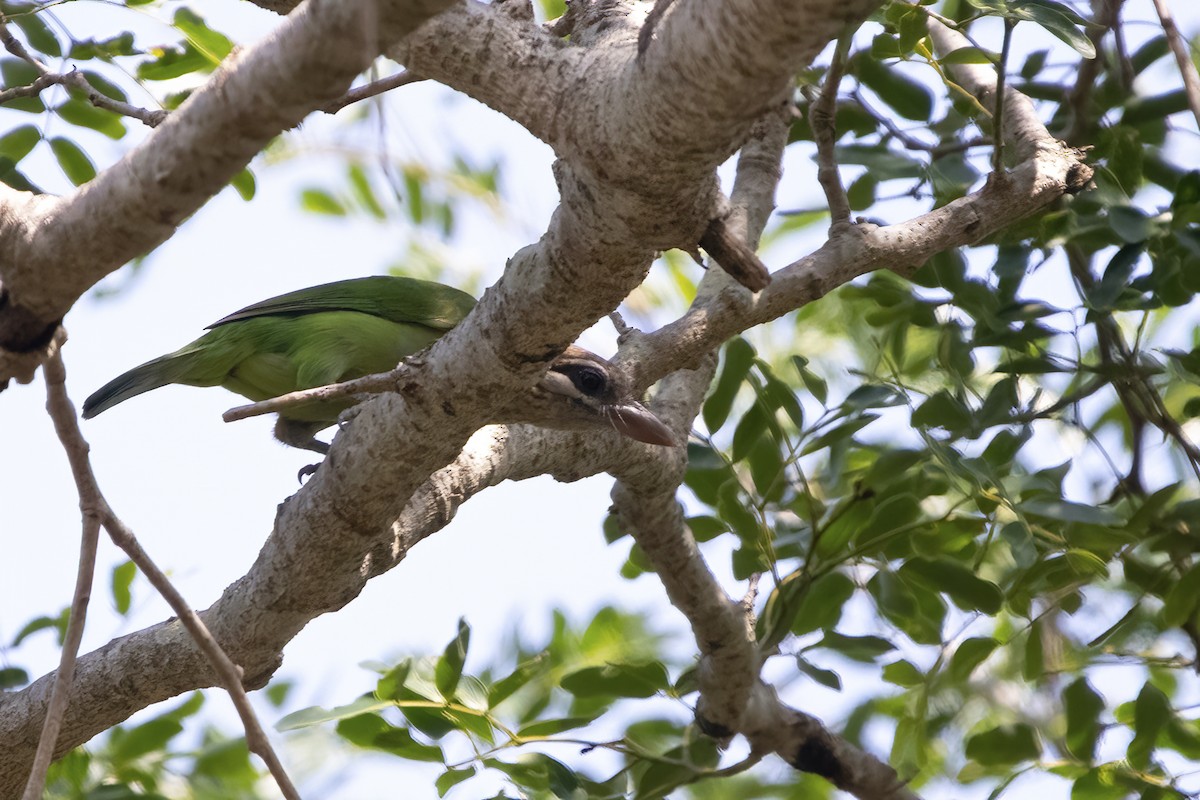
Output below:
[572,366,607,397]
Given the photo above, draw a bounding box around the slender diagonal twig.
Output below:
[322,69,424,113]
[1152,0,1200,131]
[37,345,303,800]
[22,341,98,800]
[807,33,853,227]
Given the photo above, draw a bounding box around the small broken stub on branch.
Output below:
[698,216,771,292]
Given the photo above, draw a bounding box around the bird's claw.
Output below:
[297,462,321,483]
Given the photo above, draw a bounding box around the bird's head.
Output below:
[528,345,677,446]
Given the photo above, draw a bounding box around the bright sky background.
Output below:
[1,1,1199,798]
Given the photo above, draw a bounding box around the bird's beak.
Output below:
[603,402,678,446]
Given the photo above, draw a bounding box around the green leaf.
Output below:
[1161,562,1200,627]
[791,355,828,404]
[516,716,597,737]
[436,767,475,797]
[1128,682,1170,768]
[49,137,96,185]
[855,56,933,121]
[111,560,136,615]
[0,125,40,162]
[560,661,668,699]
[55,98,126,140]
[0,667,28,689]
[487,653,548,708]
[137,43,212,81]
[275,695,392,731]
[1107,206,1153,243]
[348,163,387,219]
[1088,244,1143,310]
[731,402,771,462]
[172,9,234,62]
[940,46,998,64]
[78,71,128,102]
[336,714,445,762]
[911,391,973,436]
[13,610,68,646]
[788,570,856,636]
[1063,678,1104,760]
[10,9,60,57]
[1023,619,1044,682]
[901,556,1003,613]
[435,618,470,698]
[965,723,1041,765]
[703,337,754,432]
[110,718,184,762]
[813,631,895,662]
[230,168,256,201]
[300,188,346,215]
[1021,498,1125,527]
[834,143,924,180]
[800,414,878,455]
[795,655,842,690]
[948,637,999,682]
[1009,0,1095,58]
[634,760,692,800]
[69,33,139,60]
[882,659,924,687]
[376,660,413,701]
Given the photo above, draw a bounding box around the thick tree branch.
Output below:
[0,0,456,381]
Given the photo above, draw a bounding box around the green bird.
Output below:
[82,276,676,452]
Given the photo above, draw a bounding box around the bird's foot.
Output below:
[297,462,321,483]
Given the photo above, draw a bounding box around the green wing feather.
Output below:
[208,276,476,331]
[83,276,478,423]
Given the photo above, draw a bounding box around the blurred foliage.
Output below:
[2,0,1199,798]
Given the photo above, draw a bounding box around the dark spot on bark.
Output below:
[787,737,845,782]
[0,289,61,352]
[963,218,981,236]
[694,712,733,739]
[442,400,455,416]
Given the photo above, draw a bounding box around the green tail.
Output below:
[82,351,198,419]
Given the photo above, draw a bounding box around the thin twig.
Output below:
[61,70,167,127]
[1152,0,1200,132]
[850,88,990,155]
[0,20,50,73]
[22,341,99,800]
[991,18,1014,174]
[100,516,303,799]
[806,33,852,227]
[223,368,403,423]
[38,345,303,800]
[0,22,166,126]
[322,69,424,114]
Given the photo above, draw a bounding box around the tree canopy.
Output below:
[1,0,1199,798]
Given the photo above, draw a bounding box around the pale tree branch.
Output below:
[0,0,457,379]
[1152,0,1200,131]
[35,344,302,800]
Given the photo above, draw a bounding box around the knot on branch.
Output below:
[699,214,771,292]
[0,301,65,389]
